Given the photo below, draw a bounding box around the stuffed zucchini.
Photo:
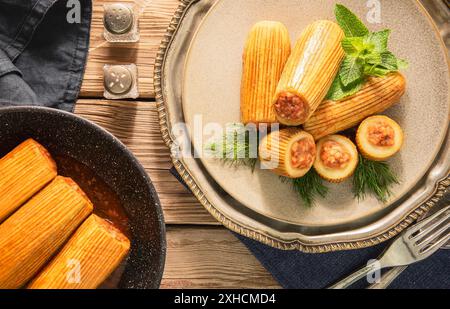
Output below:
[304,73,406,140]
[0,177,93,288]
[356,115,404,161]
[273,20,345,126]
[241,21,291,125]
[0,139,57,223]
[259,128,316,178]
[314,135,358,183]
[29,215,130,289]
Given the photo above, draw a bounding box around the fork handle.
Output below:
[367,266,408,289]
[329,261,380,289]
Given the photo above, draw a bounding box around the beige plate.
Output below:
[155,0,450,252]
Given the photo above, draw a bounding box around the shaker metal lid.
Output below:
[104,65,134,95]
[104,3,134,35]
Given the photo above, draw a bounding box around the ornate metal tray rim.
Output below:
[154,0,450,253]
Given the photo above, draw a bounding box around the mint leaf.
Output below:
[341,37,365,55]
[339,55,364,86]
[343,36,381,65]
[330,4,408,101]
[397,58,409,69]
[363,51,382,65]
[365,30,390,52]
[326,75,364,101]
[379,51,398,70]
[366,66,391,77]
[335,4,369,37]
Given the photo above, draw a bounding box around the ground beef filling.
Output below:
[291,138,316,169]
[368,121,395,147]
[320,141,351,169]
[274,92,309,122]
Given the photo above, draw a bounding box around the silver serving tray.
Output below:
[155,0,449,252]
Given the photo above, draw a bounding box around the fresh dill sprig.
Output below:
[204,123,258,170]
[281,169,329,207]
[352,154,399,203]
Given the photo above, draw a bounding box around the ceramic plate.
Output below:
[155,0,449,252]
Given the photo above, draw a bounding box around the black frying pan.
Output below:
[0,106,166,289]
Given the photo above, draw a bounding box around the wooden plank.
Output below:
[162,226,280,289]
[78,2,279,288]
[80,0,180,98]
[74,99,219,225]
[75,99,172,168]
[150,169,220,225]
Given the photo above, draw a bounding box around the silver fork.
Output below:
[368,200,450,289]
[368,239,450,289]
[330,205,450,289]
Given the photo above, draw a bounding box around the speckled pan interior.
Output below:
[182,0,449,227]
[0,107,166,289]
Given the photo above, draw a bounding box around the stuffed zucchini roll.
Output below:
[0,139,57,222]
[304,73,406,140]
[259,128,316,178]
[356,115,404,161]
[29,215,130,289]
[0,176,93,289]
[241,21,291,125]
[273,20,345,126]
[314,135,358,183]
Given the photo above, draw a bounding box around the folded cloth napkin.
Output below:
[0,0,91,111]
[170,166,450,289]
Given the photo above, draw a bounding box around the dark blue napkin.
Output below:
[170,167,450,289]
[0,0,91,111]
[236,234,450,289]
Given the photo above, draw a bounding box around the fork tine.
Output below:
[414,214,450,244]
[419,233,450,257]
[415,221,450,250]
[405,206,450,239]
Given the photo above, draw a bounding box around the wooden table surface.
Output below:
[75,0,280,289]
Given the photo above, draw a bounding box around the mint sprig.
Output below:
[335,4,369,37]
[327,4,409,101]
[366,29,390,52]
[326,75,363,101]
[339,55,364,86]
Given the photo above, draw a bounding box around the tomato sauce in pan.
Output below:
[54,155,130,237]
